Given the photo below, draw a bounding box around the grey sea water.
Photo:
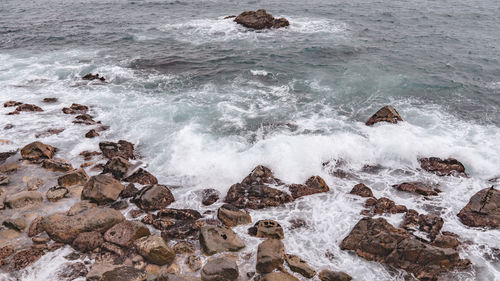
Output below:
[0,0,499,280]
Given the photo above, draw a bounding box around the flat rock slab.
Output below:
[199,226,245,255]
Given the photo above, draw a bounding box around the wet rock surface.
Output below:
[288,175,329,199]
[62,103,88,114]
[21,141,56,160]
[123,168,158,185]
[318,270,352,281]
[8,248,44,271]
[199,225,245,255]
[201,188,220,206]
[135,235,175,265]
[72,231,104,252]
[234,9,289,29]
[393,182,441,196]
[256,238,285,273]
[5,191,43,208]
[82,174,124,204]
[365,105,403,126]
[99,140,135,160]
[349,183,374,197]
[100,266,147,281]
[248,220,284,239]
[457,187,499,228]
[419,157,466,176]
[133,184,175,211]
[285,254,316,278]
[217,204,252,227]
[104,220,150,247]
[58,168,88,187]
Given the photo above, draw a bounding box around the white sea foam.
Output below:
[250,69,269,76]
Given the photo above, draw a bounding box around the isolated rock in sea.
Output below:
[457,187,499,228]
[199,225,245,255]
[393,182,441,196]
[135,235,176,265]
[201,255,239,281]
[419,157,466,176]
[256,239,285,273]
[234,9,289,29]
[11,104,43,114]
[248,220,284,239]
[349,183,374,197]
[133,184,175,211]
[5,191,43,208]
[21,141,55,160]
[318,269,352,281]
[123,168,158,185]
[42,159,73,172]
[217,204,252,227]
[58,168,88,187]
[201,188,220,205]
[365,105,403,126]
[340,217,470,280]
[285,254,316,278]
[261,272,300,281]
[42,97,58,103]
[4,100,22,107]
[82,174,124,204]
[288,175,329,199]
[62,103,88,114]
[104,220,150,247]
[83,73,106,81]
[46,186,69,202]
[85,129,99,138]
[103,156,130,179]
[73,113,97,125]
[363,197,407,215]
[99,140,135,160]
[72,231,104,252]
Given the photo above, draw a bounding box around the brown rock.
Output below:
[288,176,329,199]
[99,140,135,160]
[135,235,175,266]
[133,184,175,211]
[101,266,147,281]
[201,188,220,205]
[173,241,196,255]
[234,9,289,29]
[42,97,58,103]
[104,220,150,247]
[364,197,407,215]
[58,168,88,187]
[0,162,20,173]
[121,183,139,198]
[248,220,284,239]
[419,157,466,176]
[58,262,88,280]
[318,270,352,281]
[72,231,104,252]
[35,128,64,138]
[73,113,97,125]
[124,168,158,185]
[285,254,316,278]
[5,191,43,208]
[365,105,403,126]
[199,225,245,255]
[85,129,99,138]
[8,248,44,271]
[21,141,55,160]
[83,73,105,81]
[0,245,14,259]
[256,239,285,273]
[217,204,252,227]
[103,156,131,179]
[457,187,499,228]
[3,217,27,231]
[62,103,88,114]
[82,174,124,204]
[157,208,202,221]
[42,159,73,172]
[349,183,374,197]
[393,182,441,196]
[46,186,69,202]
[15,103,43,112]
[186,255,202,272]
[201,255,238,281]
[261,272,300,281]
[79,150,101,161]
[4,100,22,107]
[161,220,203,240]
[27,216,44,237]
[431,233,460,249]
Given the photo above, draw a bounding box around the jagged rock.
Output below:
[457,187,499,228]
[217,204,252,227]
[162,220,203,240]
[173,241,196,255]
[133,184,175,211]
[42,204,125,243]
[186,255,202,272]
[364,197,407,215]
[201,188,220,206]
[401,210,444,240]
[102,241,124,256]
[5,191,43,208]
[234,9,289,29]
[349,183,374,197]
[101,266,146,281]
[83,73,106,81]
[135,235,175,265]
[199,225,245,255]
[157,208,202,221]
[288,176,329,199]
[261,272,300,281]
[393,182,441,196]
[340,217,470,280]
[58,168,88,187]
[3,218,27,231]
[73,113,97,125]
[46,186,69,202]
[8,248,44,271]
[57,262,88,280]
[21,141,55,160]
[201,255,239,281]
[85,129,99,138]
[248,220,284,239]
[431,232,461,249]
[365,105,403,126]
[4,100,22,107]
[103,156,131,179]
[124,168,158,185]
[121,183,139,198]
[99,140,135,160]
[42,159,73,172]
[419,157,466,176]
[62,103,88,114]
[82,174,124,204]
[104,220,150,247]
[285,254,316,278]
[318,270,352,281]
[72,231,104,252]
[256,239,285,273]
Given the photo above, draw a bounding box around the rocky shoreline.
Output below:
[0,97,498,281]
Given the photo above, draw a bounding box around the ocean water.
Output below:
[0,0,499,280]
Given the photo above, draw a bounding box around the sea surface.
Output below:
[0,0,499,280]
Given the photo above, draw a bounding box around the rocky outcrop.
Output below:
[102,156,130,179]
[256,239,285,273]
[58,168,88,187]
[340,217,470,280]
[288,176,329,199]
[9,103,43,114]
[419,157,466,176]
[62,103,88,114]
[123,168,158,185]
[457,187,499,228]
[133,184,175,211]
[82,174,124,204]
[201,188,220,206]
[365,105,403,126]
[99,140,135,160]
[234,9,289,29]
[21,141,55,160]
[217,204,252,227]
[104,220,150,247]
[285,254,316,278]
[349,183,373,197]
[135,235,175,265]
[201,255,239,281]
[248,220,284,239]
[72,231,104,252]
[83,73,106,81]
[393,182,441,196]
[199,225,245,255]
[318,270,352,281]
[5,191,43,208]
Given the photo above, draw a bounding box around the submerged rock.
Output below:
[365,105,403,126]
[3,218,27,232]
[4,100,22,107]
[21,141,55,160]
[42,159,73,172]
[256,239,285,273]
[57,262,88,280]
[349,183,374,197]
[393,182,441,196]
[234,9,289,29]
[288,175,329,199]
[8,248,44,271]
[83,73,106,81]
[419,157,466,176]
[201,188,220,205]
[62,103,88,114]
[457,187,499,228]
[199,225,245,255]
[5,191,43,208]
[42,97,58,103]
[85,129,99,138]
[133,184,175,211]
[248,220,284,239]
[35,128,65,138]
[201,255,239,281]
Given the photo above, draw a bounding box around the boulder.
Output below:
[234,9,289,29]
[111,200,128,210]
[104,220,150,247]
[340,217,470,280]
[103,156,131,179]
[121,183,139,198]
[288,176,329,199]
[42,159,73,172]
[83,73,106,81]
[82,174,124,204]
[15,103,43,112]
[5,191,43,208]
[58,168,88,187]
[0,245,14,260]
[225,183,293,209]
[8,248,44,271]
[21,141,55,160]
[241,165,283,186]
[401,210,443,240]
[349,183,374,197]
[62,103,88,114]
[248,220,284,239]
[364,197,407,215]
[217,204,252,227]
[72,231,104,252]
[173,241,196,255]
[199,225,245,255]
[0,162,20,173]
[201,255,239,281]
[85,129,99,138]
[99,140,135,160]
[256,239,285,273]
[42,97,58,103]
[133,184,175,211]
[419,157,466,176]
[73,113,97,125]
[46,186,69,202]
[101,266,147,281]
[161,220,203,240]
[157,208,202,221]
[457,187,499,228]
[431,232,460,249]
[135,235,175,265]
[318,270,352,281]
[124,168,158,185]
[3,218,27,231]
[186,255,202,272]
[27,216,44,237]
[365,105,403,126]
[201,188,220,205]
[261,272,300,281]
[285,254,316,278]
[42,204,125,243]
[393,182,441,196]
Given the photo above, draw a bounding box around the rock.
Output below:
[288,176,329,199]
[340,217,470,280]
[42,159,73,172]
[79,150,101,161]
[135,235,175,265]
[26,177,44,190]
[157,208,202,221]
[21,141,55,160]
[364,197,407,215]
[121,183,139,198]
[99,140,135,160]
[234,9,289,29]
[186,255,202,272]
[401,210,444,240]
[261,272,300,281]
[57,262,88,280]
[173,241,196,255]
[85,129,99,138]
[161,220,203,240]
[431,232,460,249]
[111,200,128,210]
[104,220,150,247]
[62,103,88,114]
[123,168,158,185]
[27,216,44,237]
[318,270,352,281]
[42,97,58,103]
[0,245,14,259]
[201,188,220,205]
[101,266,147,281]
[419,157,466,176]
[83,73,106,81]
[32,236,50,244]
[3,217,27,231]
[199,225,245,255]
[8,248,44,271]
[0,151,17,163]
[67,200,97,215]
[5,191,43,208]
[217,204,252,227]
[133,184,175,211]
[256,239,285,273]
[103,156,131,179]
[58,168,88,187]
[248,220,284,239]
[457,187,499,228]
[102,241,125,256]
[46,186,69,202]
[349,183,374,197]
[365,105,403,126]
[4,100,22,107]
[393,182,441,196]
[71,231,104,252]
[42,204,125,243]
[35,128,64,138]
[15,103,43,112]
[0,162,20,173]
[0,174,8,185]
[73,113,97,125]
[82,174,124,204]
[201,255,239,281]
[285,254,316,278]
